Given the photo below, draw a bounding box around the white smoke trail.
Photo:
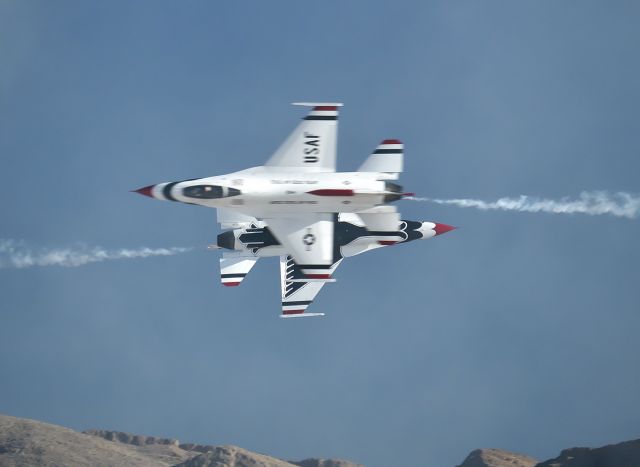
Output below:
[0,239,192,269]
[406,191,640,219]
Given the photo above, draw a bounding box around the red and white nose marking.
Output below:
[418,222,456,239]
[434,223,456,236]
[133,185,155,198]
[132,182,177,201]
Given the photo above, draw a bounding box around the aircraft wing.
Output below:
[264,102,342,172]
[279,255,342,318]
[263,213,335,277]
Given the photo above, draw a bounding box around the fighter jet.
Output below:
[134,103,455,318]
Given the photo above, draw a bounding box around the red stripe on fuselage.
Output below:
[307,189,354,196]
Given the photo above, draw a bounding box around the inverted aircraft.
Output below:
[134,103,455,317]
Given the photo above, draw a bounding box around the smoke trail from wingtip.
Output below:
[0,239,193,269]
[406,191,640,219]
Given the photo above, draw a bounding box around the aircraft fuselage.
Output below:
[134,168,406,216]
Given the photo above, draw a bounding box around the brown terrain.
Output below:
[455,440,640,467]
[1,413,639,466]
[535,439,640,467]
[0,414,361,467]
[456,448,537,467]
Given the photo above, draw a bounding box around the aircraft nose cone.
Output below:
[132,185,155,198]
[434,223,456,236]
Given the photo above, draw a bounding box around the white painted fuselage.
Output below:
[143,167,402,217]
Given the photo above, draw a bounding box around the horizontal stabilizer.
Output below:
[357,206,401,232]
[220,256,258,287]
[358,139,404,178]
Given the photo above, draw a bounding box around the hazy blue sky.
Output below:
[1,2,639,466]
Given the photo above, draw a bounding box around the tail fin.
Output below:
[357,139,403,179]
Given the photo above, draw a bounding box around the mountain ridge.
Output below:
[1,413,639,466]
[0,414,361,467]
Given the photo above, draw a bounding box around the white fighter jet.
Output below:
[134,103,455,318]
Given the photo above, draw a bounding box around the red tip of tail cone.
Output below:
[434,223,456,236]
[132,185,155,198]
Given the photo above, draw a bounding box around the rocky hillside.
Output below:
[0,414,361,467]
[535,439,640,467]
[2,412,639,466]
[456,439,640,467]
[456,448,537,467]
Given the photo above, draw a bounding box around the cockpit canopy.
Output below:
[183,185,241,199]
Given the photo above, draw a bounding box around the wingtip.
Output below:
[279,312,326,318]
[292,102,344,107]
